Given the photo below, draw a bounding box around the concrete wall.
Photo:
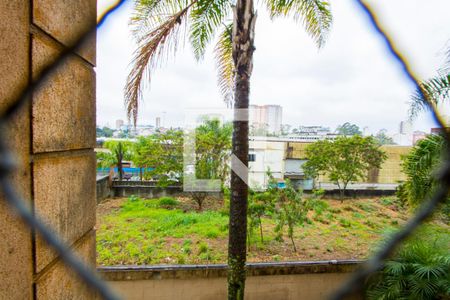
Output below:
[0,1,98,299]
[97,175,112,203]
[99,261,362,300]
[111,182,223,199]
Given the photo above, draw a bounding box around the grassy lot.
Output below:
[96,195,449,266]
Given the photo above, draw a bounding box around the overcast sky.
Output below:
[96,0,450,134]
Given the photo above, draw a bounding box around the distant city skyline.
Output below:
[97,0,450,135]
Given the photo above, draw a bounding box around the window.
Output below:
[248,154,256,162]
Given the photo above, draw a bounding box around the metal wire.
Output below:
[0,0,448,299]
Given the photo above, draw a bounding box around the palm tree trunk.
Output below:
[228,0,256,298]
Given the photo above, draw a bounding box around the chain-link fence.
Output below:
[0,0,448,299]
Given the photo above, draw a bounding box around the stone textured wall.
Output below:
[0,1,97,299]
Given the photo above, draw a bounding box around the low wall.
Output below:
[99,260,362,300]
[111,181,223,199]
[96,175,112,203]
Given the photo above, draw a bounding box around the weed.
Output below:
[356,202,374,212]
[198,242,209,254]
[339,218,352,228]
[352,212,363,219]
[311,199,330,216]
[158,197,179,207]
[129,195,139,202]
[329,208,342,214]
[364,220,379,229]
[272,255,281,262]
[379,197,394,206]
[390,220,399,226]
[343,206,356,212]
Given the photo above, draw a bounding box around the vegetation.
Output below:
[373,129,395,145]
[273,180,310,252]
[125,0,332,295]
[401,48,450,221]
[365,228,450,300]
[97,141,133,180]
[409,46,449,119]
[97,195,449,266]
[303,136,386,199]
[335,122,362,136]
[133,130,184,186]
[96,126,114,137]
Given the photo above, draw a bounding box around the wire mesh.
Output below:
[0,0,447,299]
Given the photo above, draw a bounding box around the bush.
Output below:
[366,234,450,300]
[310,199,330,216]
[158,197,179,207]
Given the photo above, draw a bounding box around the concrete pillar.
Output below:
[0,1,97,298]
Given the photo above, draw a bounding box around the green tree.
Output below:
[373,129,395,145]
[124,0,332,296]
[96,126,114,137]
[336,122,362,136]
[247,188,276,248]
[98,141,133,180]
[273,179,309,252]
[190,119,233,210]
[134,130,184,186]
[303,136,386,200]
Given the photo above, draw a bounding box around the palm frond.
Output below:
[214,23,234,106]
[265,0,332,48]
[189,0,231,60]
[125,1,197,124]
[130,0,190,42]
[409,74,450,119]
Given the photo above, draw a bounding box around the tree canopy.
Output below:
[303,136,386,198]
[336,122,362,136]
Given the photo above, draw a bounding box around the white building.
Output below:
[393,120,413,146]
[115,119,124,130]
[249,105,282,135]
[248,138,285,189]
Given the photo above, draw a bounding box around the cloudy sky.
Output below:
[96,0,450,134]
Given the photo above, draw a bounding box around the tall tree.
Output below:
[336,122,362,136]
[125,0,332,297]
[303,136,386,199]
[98,141,133,180]
[134,130,184,186]
[374,129,395,145]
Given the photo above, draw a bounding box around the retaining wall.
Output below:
[99,260,363,300]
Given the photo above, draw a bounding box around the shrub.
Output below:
[310,199,330,216]
[365,236,450,300]
[129,194,139,202]
[312,188,326,198]
[198,242,209,254]
[158,197,179,207]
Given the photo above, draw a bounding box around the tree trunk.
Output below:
[118,160,123,181]
[259,217,264,243]
[228,0,256,298]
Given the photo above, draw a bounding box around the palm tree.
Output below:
[98,141,132,180]
[409,46,449,119]
[124,0,332,298]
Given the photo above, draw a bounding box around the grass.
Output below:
[96,196,449,266]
